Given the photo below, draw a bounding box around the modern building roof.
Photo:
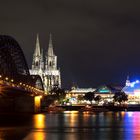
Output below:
[95,85,123,94]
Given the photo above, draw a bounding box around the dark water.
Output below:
[0,111,140,140]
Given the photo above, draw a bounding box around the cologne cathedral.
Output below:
[30,34,61,92]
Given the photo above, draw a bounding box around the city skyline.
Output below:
[1,1,140,140]
[25,33,140,89]
[0,1,140,88]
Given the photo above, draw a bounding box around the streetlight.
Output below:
[5,77,8,81]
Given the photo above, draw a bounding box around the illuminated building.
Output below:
[68,87,96,99]
[30,34,61,92]
[123,76,140,95]
[94,85,122,102]
[122,77,140,104]
[65,87,96,104]
[66,85,123,105]
[70,88,96,95]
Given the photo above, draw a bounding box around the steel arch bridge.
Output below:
[0,35,44,91]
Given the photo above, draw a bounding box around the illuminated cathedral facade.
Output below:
[30,34,61,92]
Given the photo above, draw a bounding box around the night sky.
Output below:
[0,0,140,88]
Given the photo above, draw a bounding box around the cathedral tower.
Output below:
[30,33,61,92]
[45,34,57,70]
[32,34,41,70]
[30,34,44,79]
[44,34,61,91]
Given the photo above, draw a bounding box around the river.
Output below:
[0,111,140,140]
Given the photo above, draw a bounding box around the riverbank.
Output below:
[57,105,127,111]
[42,105,126,112]
[43,104,140,112]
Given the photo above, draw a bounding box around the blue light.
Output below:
[123,79,140,95]
[130,84,134,88]
[99,90,110,93]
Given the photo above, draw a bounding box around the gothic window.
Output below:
[49,61,52,66]
[52,61,55,66]
[36,61,39,66]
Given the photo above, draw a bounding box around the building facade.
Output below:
[30,34,61,92]
[122,76,140,104]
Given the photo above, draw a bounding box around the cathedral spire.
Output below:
[34,34,41,57]
[48,33,54,56]
[30,34,61,92]
[32,34,41,70]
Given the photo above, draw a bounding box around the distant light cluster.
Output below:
[123,80,140,95]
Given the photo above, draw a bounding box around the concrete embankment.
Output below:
[55,105,127,111]
[127,104,140,111]
[42,105,140,112]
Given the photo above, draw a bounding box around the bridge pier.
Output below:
[0,95,42,113]
[14,96,42,113]
[14,96,34,113]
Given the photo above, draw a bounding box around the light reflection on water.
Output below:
[34,114,45,129]
[123,112,140,140]
[0,112,140,140]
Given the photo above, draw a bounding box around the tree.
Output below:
[77,95,84,103]
[83,92,95,104]
[94,95,102,104]
[50,87,66,103]
[113,91,128,104]
[42,95,57,107]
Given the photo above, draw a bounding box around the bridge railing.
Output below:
[0,75,45,95]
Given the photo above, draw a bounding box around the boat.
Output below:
[45,106,65,113]
[80,105,108,112]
